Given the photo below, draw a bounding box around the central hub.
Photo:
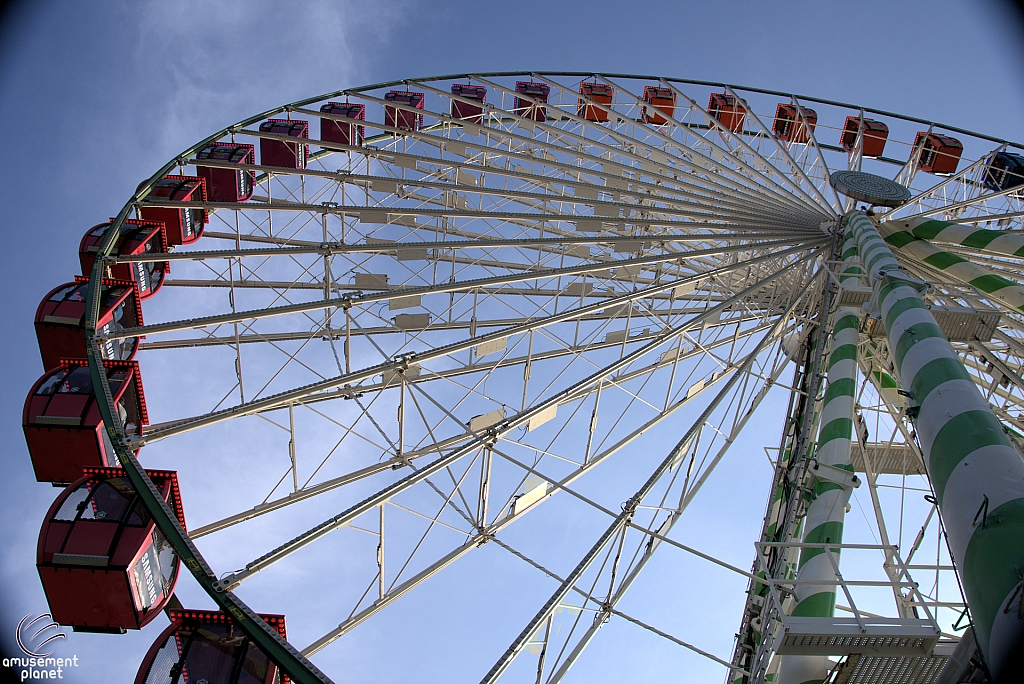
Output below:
[829,170,911,207]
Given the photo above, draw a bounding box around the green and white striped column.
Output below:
[849,211,1024,680]
[777,308,860,684]
[877,222,1024,313]
[839,234,903,408]
[889,217,1024,259]
[839,231,864,285]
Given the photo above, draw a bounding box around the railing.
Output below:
[746,542,943,682]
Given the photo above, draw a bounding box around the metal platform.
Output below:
[864,305,1000,343]
[850,442,926,476]
[832,651,951,684]
[758,542,945,682]
[927,306,1001,343]
[837,285,999,344]
[838,284,872,308]
[776,617,940,657]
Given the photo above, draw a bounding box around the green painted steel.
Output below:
[776,308,860,684]
[877,221,1024,312]
[848,211,1024,679]
[889,217,1024,258]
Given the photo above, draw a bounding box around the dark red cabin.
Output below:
[258,119,309,169]
[708,93,746,133]
[450,84,487,123]
[138,175,209,246]
[514,81,550,122]
[23,359,148,484]
[37,468,181,633]
[320,102,365,146]
[195,142,256,202]
[35,279,143,370]
[773,104,817,143]
[79,220,168,300]
[912,132,963,175]
[578,82,614,123]
[642,86,676,125]
[384,90,425,132]
[136,610,289,684]
[841,116,889,157]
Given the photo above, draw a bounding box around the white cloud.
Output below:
[126,0,408,162]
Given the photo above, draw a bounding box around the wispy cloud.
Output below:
[127,0,408,160]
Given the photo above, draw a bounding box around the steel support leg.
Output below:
[776,307,860,684]
[849,210,1024,681]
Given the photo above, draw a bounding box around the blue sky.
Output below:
[1,1,1022,682]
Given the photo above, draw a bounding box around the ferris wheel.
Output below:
[23,72,1024,684]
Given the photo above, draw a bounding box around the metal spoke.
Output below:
[67,71,1024,684]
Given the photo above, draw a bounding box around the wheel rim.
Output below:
[76,72,1024,683]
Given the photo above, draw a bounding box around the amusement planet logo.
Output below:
[4,614,79,681]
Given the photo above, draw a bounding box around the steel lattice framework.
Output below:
[78,72,1024,684]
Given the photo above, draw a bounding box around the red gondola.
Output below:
[320,103,365,146]
[135,610,288,684]
[259,119,309,169]
[79,220,168,300]
[514,81,550,122]
[642,86,676,125]
[384,90,425,132]
[35,278,142,370]
[578,82,614,123]
[450,84,487,123]
[37,467,181,633]
[23,360,148,484]
[708,93,746,133]
[772,104,817,143]
[840,116,889,157]
[138,175,209,246]
[912,132,963,175]
[195,142,256,202]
